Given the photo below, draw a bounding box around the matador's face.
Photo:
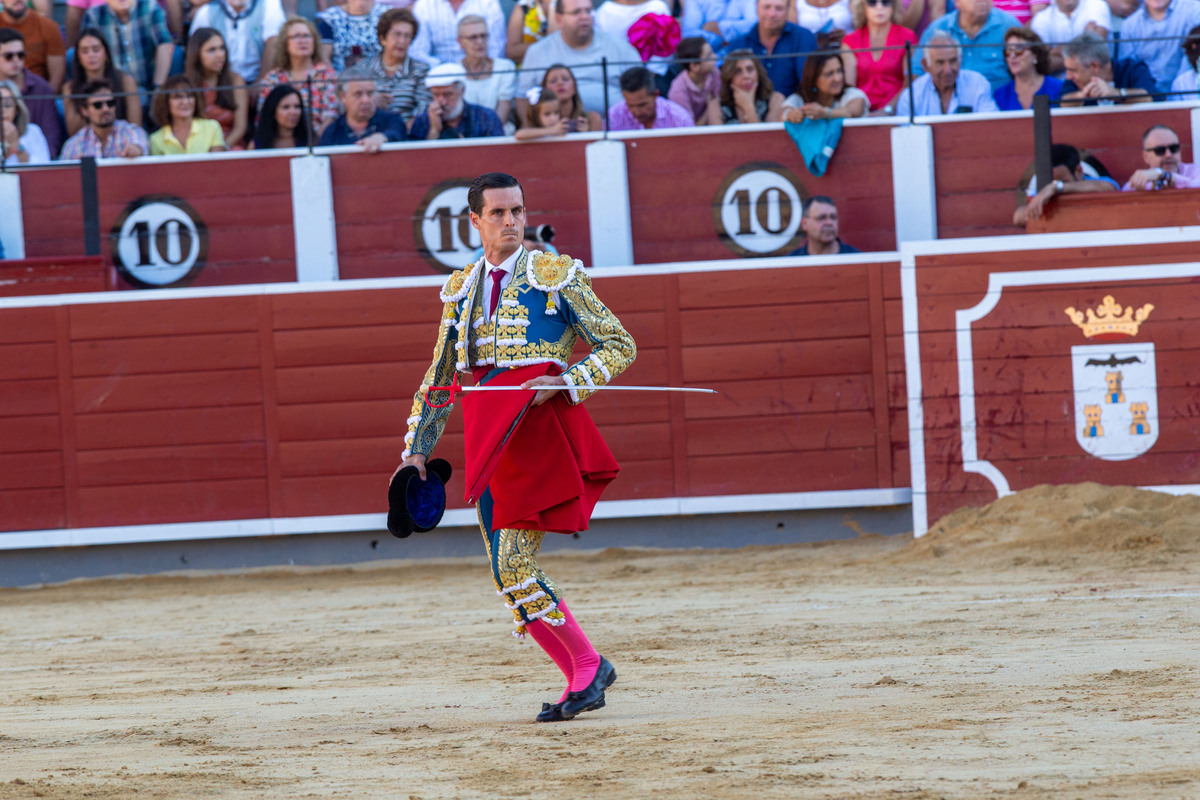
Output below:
[471,186,526,261]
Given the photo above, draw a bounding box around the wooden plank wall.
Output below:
[932,107,1195,240]
[18,167,84,259]
[913,242,1200,526]
[624,125,897,263]
[329,140,593,280]
[0,261,908,534]
[96,160,298,289]
[1026,188,1200,234]
[0,257,109,297]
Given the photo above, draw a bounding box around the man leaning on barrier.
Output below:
[1058,31,1153,105]
[318,67,409,151]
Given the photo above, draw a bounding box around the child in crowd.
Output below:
[514,93,566,140]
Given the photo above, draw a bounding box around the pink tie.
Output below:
[488,268,506,317]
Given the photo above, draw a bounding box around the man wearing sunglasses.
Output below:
[0,0,65,91]
[0,28,61,157]
[59,79,148,159]
[1124,124,1200,190]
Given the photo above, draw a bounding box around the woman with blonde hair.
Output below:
[185,28,249,149]
[840,0,917,115]
[708,50,783,124]
[1,80,51,164]
[259,17,339,137]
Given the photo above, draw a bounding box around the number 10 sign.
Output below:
[111,196,209,288]
[413,179,483,273]
[713,163,808,258]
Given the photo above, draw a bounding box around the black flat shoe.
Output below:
[561,657,616,719]
[536,701,566,723]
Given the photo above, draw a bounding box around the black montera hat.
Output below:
[386,458,453,538]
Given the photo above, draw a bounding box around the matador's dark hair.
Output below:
[468,172,524,215]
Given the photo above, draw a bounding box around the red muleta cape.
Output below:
[461,363,619,533]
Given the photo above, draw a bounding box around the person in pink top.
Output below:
[1123,124,1200,191]
[667,36,720,124]
[841,0,917,114]
[992,0,1047,25]
[607,65,694,129]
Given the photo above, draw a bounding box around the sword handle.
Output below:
[424,373,460,409]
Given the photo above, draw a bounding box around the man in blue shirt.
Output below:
[898,32,999,115]
[410,62,506,139]
[787,196,861,256]
[915,0,1021,89]
[1116,0,1200,95]
[681,0,759,50]
[319,68,409,151]
[1059,32,1155,105]
[723,0,817,98]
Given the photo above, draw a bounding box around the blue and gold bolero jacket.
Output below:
[403,248,637,460]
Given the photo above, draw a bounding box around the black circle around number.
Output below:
[712,162,808,258]
[412,178,478,275]
[109,195,209,289]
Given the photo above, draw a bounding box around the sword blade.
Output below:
[449,385,718,394]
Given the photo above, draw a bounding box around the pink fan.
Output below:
[628,13,682,61]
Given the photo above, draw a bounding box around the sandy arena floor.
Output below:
[1,483,1198,799]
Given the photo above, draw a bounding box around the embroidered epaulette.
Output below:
[528,252,581,292]
[440,260,480,303]
[527,253,582,315]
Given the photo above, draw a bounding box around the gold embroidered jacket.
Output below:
[402,249,637,460]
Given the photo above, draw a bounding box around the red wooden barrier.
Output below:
[624,125,897,263]
[907,231,1200,531]
[1026,188,1200,234]
[0,258,907,534]
[329,140,593,279]
[933,106,1195,240]
[0,256,109,296]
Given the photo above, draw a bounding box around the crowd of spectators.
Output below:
[0,0,1198,178]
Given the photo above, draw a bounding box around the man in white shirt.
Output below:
[1030,0,1111,73]
[409,0,506,66]
[897,31,999,116]
[517,0,642,116]
[189,0,286,82]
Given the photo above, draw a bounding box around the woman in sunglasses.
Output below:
[993,27,1061,110]
[840,0,917,115]
[61,28,141,136]
[1,80,51,164]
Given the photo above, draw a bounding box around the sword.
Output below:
[423,374,717,408]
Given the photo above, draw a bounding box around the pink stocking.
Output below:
[546,601,601,692]
[525,618,574,703]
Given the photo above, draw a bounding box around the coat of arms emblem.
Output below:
[1065,295,1157,461]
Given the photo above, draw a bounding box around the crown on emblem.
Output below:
[1064,295,1154,341]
